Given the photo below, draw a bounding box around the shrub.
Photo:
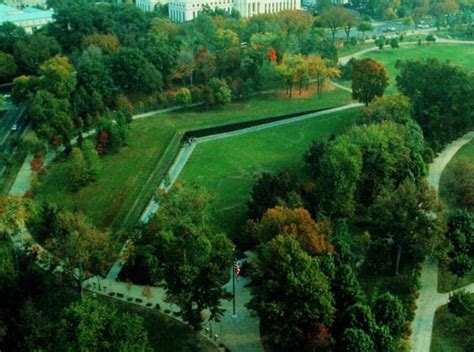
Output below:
[174,87,192,107]
[448,290,474,316]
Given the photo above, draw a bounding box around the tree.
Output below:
[276,54,306,98]
[339,328,375,352]
[58,297,153,351]
[319,7,349,44]
[352,58,389,106]
[446,209,474,257]
[148,184,234,331]
[0,51,17,83]
[110,48,163,95]
[307,56,340,95]
[449,254,472,284]
[357,21,373,37]
[369,179,444,275]
[448,289,474,316]
[28,90,74,147]
[174,87,192,107]
[343,303,377,335]
[395,59,474,149]
[82,33,120,54]
[373,293,406,336]
[342,10,358,42]
[362,94,412,125]
[248,235,335,351]
[82,140,101,182]
[95,112,128,154]
[0,196,28,238]
[247,170,300,220]
[247,206,334,255]
[317,140,363,218]
[208,77,232,106]
[46,211,117,296]
[390,38,400,48]
[444,159,474,212]
[39,55,76,99]
[13,34,60,75]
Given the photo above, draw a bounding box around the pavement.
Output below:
[411,131,474,352]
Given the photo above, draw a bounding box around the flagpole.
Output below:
[232,260,236,318]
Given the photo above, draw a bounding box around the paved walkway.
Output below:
[411,131,474,352]
[88,252,261,352]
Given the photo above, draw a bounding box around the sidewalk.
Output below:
[411,131,474,352]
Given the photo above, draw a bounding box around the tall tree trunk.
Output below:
[395,245,402,276]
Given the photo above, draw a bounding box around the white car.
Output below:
[11,124,18,131]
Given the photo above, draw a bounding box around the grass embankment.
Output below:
[431,305,474,352]
[36,88,351,232]
[94,294,219,352]
[437,140,474,293]
[179,108,360,237]
[339,43,474,93]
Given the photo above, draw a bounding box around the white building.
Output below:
[136,0,163,12]
[0,4,53,33]
[168,0,300,22]
[3,0,47,9]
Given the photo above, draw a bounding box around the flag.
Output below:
[233,261,241,281]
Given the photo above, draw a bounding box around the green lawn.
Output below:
[178,108,360,238]
[36,88,351,231]
[339,43,474,93]
[431,305,474,352]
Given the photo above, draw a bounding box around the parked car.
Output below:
[11,124,18,131]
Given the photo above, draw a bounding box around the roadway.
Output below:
[0,103,28,178]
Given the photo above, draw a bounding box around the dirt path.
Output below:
[411,131,474,352]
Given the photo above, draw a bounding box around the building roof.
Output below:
[0,4,53,25]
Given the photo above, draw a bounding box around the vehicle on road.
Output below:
[11,124,18,131]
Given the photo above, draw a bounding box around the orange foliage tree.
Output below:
[250,206,334,256]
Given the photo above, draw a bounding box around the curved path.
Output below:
[411,131,474,352]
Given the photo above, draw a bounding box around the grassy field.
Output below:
[36,87,351,231]
[178,108,360,238]
[339,43,474,93]
[431,305,474,352]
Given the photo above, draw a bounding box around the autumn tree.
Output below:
[82,33,120,54]
[46,211,117,296]
[247,206,334,255]
[352,58,389,106]
[276,54,307,98]
[307,56,340,95]
[0,196,28,238]
[248,235,335,351]
[39,55,76,99]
